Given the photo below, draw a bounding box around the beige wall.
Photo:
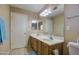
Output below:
[53,13,64,36]
[0,5,10,53]
[64,4,79,54]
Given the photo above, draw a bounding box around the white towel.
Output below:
[0,17,6,44]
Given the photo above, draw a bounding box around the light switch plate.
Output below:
[66,26,70,31]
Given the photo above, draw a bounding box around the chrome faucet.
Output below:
[49,34,53,40]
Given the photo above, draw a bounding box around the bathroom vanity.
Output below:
[28,34,64,55]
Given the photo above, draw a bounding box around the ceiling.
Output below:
[10,4,46,13]
[46,4,64,18]
[10,4,64,18]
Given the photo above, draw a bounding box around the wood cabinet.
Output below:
[28,36,63,55]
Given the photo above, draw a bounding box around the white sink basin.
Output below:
[38,36,50,39]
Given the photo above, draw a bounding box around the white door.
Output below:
[11,12,29,49]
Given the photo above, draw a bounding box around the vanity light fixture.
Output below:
[40,8,52,17]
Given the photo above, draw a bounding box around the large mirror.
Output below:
[38,21,43,30]
[31,20,43,30]
[31,20,37,30]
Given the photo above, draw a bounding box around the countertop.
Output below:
[30,34,64,46]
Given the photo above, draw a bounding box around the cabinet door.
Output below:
[37,40,42,55]
[30,37,34,48]
[31,37,38,51]
[53,43,63,55]
[41,42,49,55]
[27,37,32,53]
[11,12,29,49]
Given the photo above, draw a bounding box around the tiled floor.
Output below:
[10,48,29,55]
